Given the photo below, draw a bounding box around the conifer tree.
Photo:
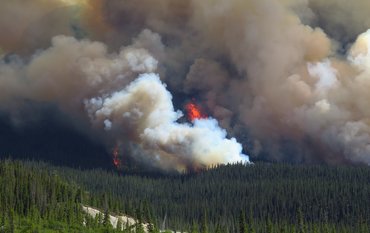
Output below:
[266,217,273,233]
[200,211,208,233]
[190,221,199,233]
[116,217,123,232]
[8,209,14,233]
[239,210,248,233]
[103,209,111,227]
[0,213,5,233]
[297,207,306,233]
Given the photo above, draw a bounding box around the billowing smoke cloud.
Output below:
[2,0,370,168]
[86,74,246,171]
[0,32,247,171]
[0,0,87,54]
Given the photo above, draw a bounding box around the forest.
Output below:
[0,159,369,232]
[0,160,157,233]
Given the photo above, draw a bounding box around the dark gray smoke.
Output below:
[1,0,370,168]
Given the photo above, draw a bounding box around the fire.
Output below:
[112,145,121,169]
[185,101,207,122]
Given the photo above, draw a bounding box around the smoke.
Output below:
[86,74,246,171]
[0,32,247,171]
[0,0,87,54]
[2,0,370,168]
[306,0,370,44]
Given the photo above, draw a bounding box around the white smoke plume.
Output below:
[0,31,247,171]
[2,0,370,167]
[86,74,247,171]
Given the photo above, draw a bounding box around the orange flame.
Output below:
[185,101,207,122]
[112,145,121,169]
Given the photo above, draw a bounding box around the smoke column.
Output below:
[0,33,247,171]
[2,0,370,168]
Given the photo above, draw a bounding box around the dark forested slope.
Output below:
[22,161,370,232]
[0,160,153,233]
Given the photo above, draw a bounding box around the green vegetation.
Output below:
[55,162,370,232]
[0,160,158,233]
[1,159,369,232]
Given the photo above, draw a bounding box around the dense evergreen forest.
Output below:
[0,160,159,233]
[15,160,370,233]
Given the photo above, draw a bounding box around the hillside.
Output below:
[0,160,160,233]
[19,161,370,233]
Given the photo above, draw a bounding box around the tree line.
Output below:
[20,160,370,232]
[0,159,162,232]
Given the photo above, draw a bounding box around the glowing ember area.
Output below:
[185,102,208,122]
[112,145,121,169]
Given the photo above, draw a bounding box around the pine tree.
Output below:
[96,212,103,226]
[135,222,145,233]
[190,221,199,233]
[135,206,143,224]
[266,217,273,233]
[116,217,123,232]
[215,223,228,233]
[103,209,111,227]
[147,222,160,233]
[200,211,208,233]
[239,210,248,233]
[248,208,256,233]
[8,209,14,233]
[297,207,306,233]
[0,213,5,233]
